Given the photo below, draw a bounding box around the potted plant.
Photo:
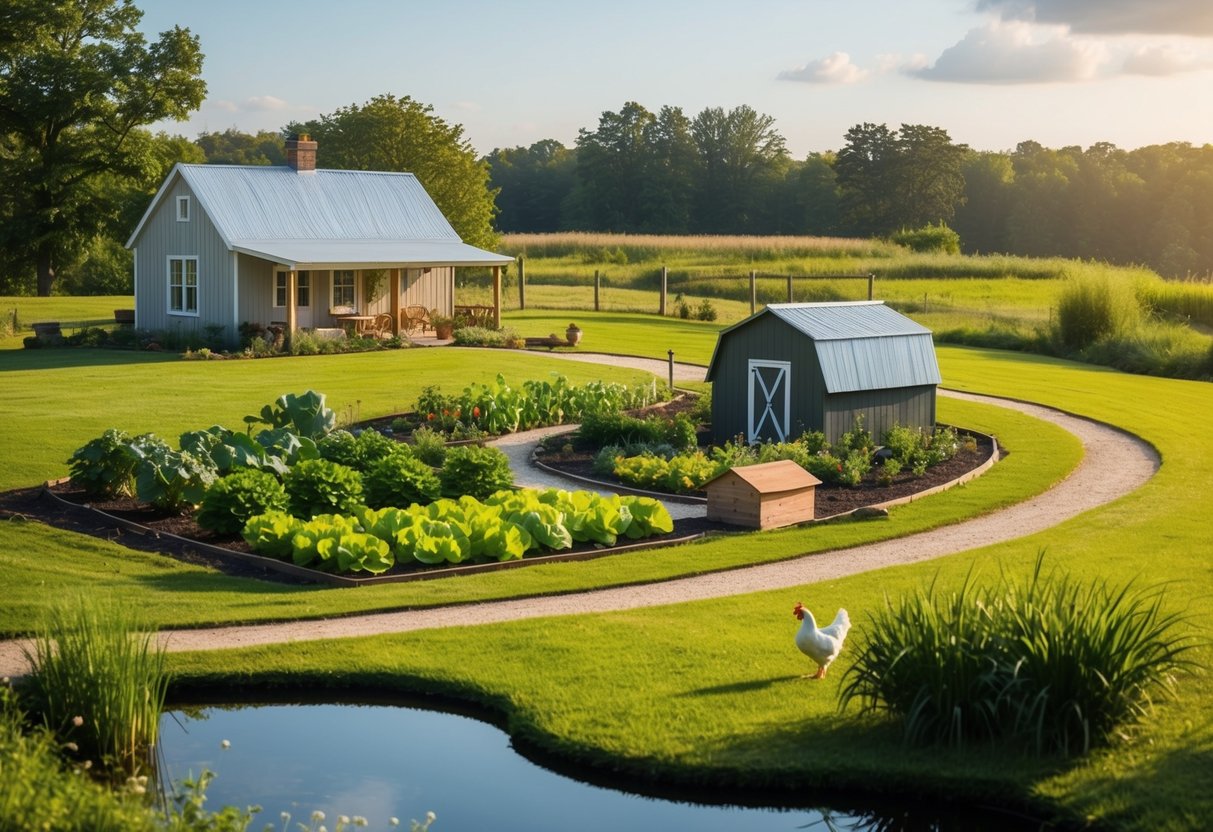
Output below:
[565,322,582,346]
[432,313,456,340]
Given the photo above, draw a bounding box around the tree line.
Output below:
[488,102,1213,278]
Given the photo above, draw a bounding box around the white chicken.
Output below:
[793,602,851,679]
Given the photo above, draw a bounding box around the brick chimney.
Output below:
[285,133,317,173]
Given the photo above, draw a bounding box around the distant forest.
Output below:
[487,102,1213,279]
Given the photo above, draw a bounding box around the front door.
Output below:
[748,359,790,443]
[276,270,313,327]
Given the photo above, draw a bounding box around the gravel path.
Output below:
[0,359,1159,677]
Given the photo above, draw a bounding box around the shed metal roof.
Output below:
[126,164,512,266]
[705,301,941,393]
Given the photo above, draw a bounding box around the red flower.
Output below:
[836,463,842,472]
[472,406,481,419]
[443,409,449,416]
[453,409,461,419]
[426,412,435,422]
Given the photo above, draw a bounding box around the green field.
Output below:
[2,287,1211,828]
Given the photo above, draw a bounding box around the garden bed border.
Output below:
[39,478,706,586]
[531,424,1000,522]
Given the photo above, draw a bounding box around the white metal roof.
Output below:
[233,240,515,269]
[766,301,932,340]
[126,163,512,266]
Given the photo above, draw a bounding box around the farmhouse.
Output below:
[125,135,512,344]
[706,301,941,445]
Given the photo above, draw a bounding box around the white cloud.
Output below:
[909,21,1104,83]
[977,0,1213,37]
[210,100,238,113]
[1122,44,1212,76]
[242,95,289,112]
[778,51,869,84]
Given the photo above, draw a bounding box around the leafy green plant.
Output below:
[196,469,289,535]
[875,457,902,487]
[21,596,168,777]
[67,429,137,498]
[410,425,448,466]
[317,428,401,471]
[892,222,961,254]
[243,390,336,440]
[841,553,1196,755]
[364,452,442,509]
[289,515,394,574]
[283,458,364,519]
[440,445,514,500]
[180,425,290,476]
[126,436,217,512]
[240,511,302,558]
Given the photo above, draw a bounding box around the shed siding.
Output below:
[712,316,826,443]
[132,177,234,338]
[823,386,937,443]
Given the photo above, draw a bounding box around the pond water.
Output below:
[158,702,1046,832]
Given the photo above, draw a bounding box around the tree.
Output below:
[485,139,576,232]
[640,106,697,233]
[691,105,790,233]
[569,101,656,231]
[835,123,966,237]
[0,0,206,295]
[195,128,286,166]
[289,94,499,250]
[834,123,900,236]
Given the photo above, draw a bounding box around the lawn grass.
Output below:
[165,347,1213,832]
[0,295,132,350]
[0,346,656,493]
[0,394,1076,635]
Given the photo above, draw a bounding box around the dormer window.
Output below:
[176,196,191,222]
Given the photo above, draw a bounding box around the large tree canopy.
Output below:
[0,0,206,295]
[289,94,500,250]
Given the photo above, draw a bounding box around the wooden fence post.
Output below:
[659,266,668,316]
[786,274,793,303]
[518,256,526,310]
[867,272,874,301]
[594,270,601,312]
[749,270,757,314]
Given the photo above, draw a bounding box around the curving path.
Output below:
[0,354,1159,677]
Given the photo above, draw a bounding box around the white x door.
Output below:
[747,359,790,443]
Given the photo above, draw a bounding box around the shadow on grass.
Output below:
[684,674,804,695]
[0,347,180,373]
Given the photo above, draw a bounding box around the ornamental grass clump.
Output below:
[21,597,168,777]
[840,553,1195,756]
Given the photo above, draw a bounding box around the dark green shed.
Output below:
[705,302,941,445]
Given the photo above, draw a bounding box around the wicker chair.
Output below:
[402,305,432,334]
[371,313,395,339]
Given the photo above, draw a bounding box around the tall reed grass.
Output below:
[21,597,169,777]
[840,553,1195,756]
[502,232,899,261]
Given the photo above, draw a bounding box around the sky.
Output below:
[140,0,1213,158]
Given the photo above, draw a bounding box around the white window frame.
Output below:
[275,270,310,308]
[332,270,356,309]
[176,195,191,222]
[747,359,791,443]
[167,256,199,317]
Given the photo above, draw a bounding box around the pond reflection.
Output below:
[158,702,1046,832]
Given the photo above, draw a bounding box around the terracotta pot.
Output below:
[566,325,582,345]
[435,324,454,340]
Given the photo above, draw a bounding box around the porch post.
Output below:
[286,269,298,347]
[492,265,501,328]
[389,268,402,335]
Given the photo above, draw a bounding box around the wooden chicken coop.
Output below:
[703,460,821,530]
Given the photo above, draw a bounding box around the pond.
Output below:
[158,702,1047,832]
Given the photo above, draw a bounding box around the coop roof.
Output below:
[702,459,822,493]
[705,301,942,393]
